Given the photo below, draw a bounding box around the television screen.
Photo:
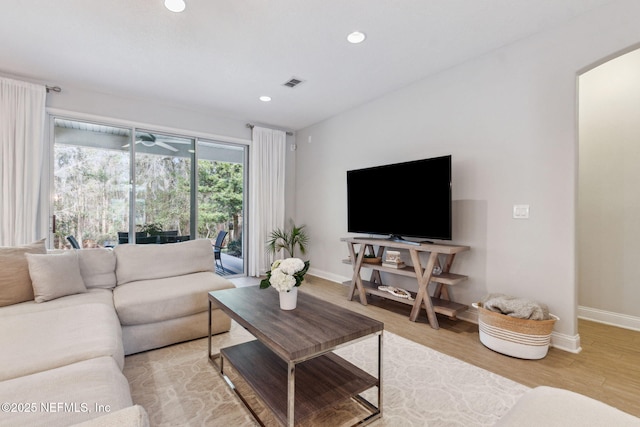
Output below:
[347,155,452,242]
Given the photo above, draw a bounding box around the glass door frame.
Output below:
[45,112,249,277]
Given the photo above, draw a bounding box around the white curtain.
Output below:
[248,126,286,276]
[0,77,46,246]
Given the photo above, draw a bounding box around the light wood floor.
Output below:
[236,275,640,417]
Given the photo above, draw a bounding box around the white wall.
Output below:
[293,0,640,349]
[578,48,640,320]
[44,84,251,142]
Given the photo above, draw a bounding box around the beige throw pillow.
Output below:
[77,248,117,289]
[26,251,87,303]
[0,239,47,307]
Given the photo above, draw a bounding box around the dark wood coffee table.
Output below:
[208,286,383,426]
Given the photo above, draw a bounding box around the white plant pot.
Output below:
[279,287,298,310]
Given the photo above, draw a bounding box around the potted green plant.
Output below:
[266,220,309,258]
[139,223,163,236]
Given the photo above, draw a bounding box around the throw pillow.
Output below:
[0,239,47,307]
[26,251,87,303]
[77,248,117,289]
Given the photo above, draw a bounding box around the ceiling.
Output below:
[0,0,616,131]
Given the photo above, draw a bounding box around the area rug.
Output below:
[123,322,528,426]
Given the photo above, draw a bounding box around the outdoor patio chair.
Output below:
[66,235,81,249]
[118,231,147,244]
[213,231,228,270]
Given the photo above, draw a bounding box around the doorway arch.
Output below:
[577,46,640,331]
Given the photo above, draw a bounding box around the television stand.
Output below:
[387,235,433,246]
[354,235,431,246]
[341,237,469,329]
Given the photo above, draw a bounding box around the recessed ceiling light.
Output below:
[259,96,272,102]
[165,0,186,13]
[347,31,366,44]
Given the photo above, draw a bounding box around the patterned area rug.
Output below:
[123,322,528,426]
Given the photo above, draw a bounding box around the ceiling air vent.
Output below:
[283,77,304,88]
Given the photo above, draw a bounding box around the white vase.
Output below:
[279,287,298,310]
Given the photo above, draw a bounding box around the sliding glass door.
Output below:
[133,130,195,241]
[52,119,131,248]
[197,140,246,275]
[51,118,247,276]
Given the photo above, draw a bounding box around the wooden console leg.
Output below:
[370,245,385,285]
[347,243,368,305]
[370,269,382,285]
[433,257,444,299]
[346,242,358,300]
[408,250,440,329]
[437,254,456,300]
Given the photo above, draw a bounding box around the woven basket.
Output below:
[473,302,558,360]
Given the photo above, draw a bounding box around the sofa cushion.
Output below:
[113,271,234,326]
[114,239,214,285]
[0,303,124,381]
[26,251,87,302]
[78,248,117,289]
[121,309,231,355]
[0,288,113,317]
[496,386,640,426]
[0,357,133,427]
[0,238,46,307]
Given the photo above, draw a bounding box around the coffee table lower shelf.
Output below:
[220,340,379,426]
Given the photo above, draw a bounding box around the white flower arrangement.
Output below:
[260,257,310,292]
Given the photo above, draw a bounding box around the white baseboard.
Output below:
[308,267,350,285]
[578,305,640,332]
[550,331,582,353]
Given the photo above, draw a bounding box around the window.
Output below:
[51,117,247,276]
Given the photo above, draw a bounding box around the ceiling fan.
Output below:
[123,133,179,152]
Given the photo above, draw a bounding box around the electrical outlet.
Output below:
[513,204,530,219]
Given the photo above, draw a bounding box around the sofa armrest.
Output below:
[496,386,640,426]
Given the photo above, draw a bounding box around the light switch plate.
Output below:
[513,204,530,219]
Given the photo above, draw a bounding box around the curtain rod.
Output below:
[246,123,293,136]
[46,85,61,93]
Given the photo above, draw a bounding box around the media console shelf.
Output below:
[341,237,470,329]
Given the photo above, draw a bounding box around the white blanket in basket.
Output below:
[481,293,550,320]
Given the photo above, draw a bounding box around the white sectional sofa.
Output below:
[0,238,235,426]
[112,240,232,355]
[497,386,640,426]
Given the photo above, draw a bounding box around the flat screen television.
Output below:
[347,155,452,243]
